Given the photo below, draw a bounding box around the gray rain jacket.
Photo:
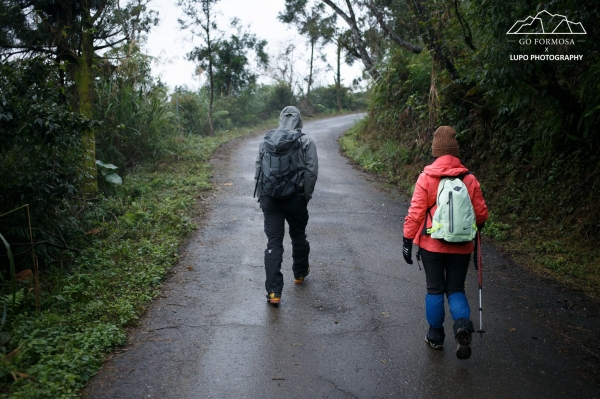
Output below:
[254,106,318,201]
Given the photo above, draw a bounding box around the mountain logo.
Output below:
[507,10,586,34]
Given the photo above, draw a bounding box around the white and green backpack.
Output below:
[426,175,477,243]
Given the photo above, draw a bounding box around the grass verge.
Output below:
[0,121,276,398]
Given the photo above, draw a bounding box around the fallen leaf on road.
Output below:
[186,267,194,271]
[224,182,233,186]
[510,328,516,332]
[381,359,387,364]
[380,311,390,318]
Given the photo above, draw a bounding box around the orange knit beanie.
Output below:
[431,126,459,157]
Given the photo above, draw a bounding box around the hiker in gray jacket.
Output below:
[254,106,318,304]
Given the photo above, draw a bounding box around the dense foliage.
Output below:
[339,0,600,293]
[0,60,93,212]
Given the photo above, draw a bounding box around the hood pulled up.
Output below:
[278,106,303,132]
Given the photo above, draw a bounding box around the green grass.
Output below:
[339,123,388,173]
[0,121,276,398]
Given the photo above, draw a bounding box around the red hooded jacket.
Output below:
[403,155,489,254]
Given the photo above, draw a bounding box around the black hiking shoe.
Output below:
[455,327,472,359]
[266,292,281,305]
[426,325,445,350]
[425,336,444,350]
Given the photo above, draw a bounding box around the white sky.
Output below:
[144,0,364,92]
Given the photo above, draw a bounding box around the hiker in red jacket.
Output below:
[403,126,488,359]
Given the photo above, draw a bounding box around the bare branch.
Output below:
[92,0,110,22]
[322,0,379,79]
[0,45,59,57]
[94,36,129,51]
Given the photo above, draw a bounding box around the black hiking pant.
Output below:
[419,248,471,296]
[261,194,310,294]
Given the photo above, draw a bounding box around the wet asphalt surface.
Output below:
[86,114,600,398]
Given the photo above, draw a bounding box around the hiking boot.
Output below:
[425,336,444,350]
[293,267,310,285]
[266,292,281,305]
[455,327,472,359]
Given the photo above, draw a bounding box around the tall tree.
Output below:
[366,0,422,54]
[279,0,336,102]
[178,0,221,136]
[0,0,157,195]
[335,33,343,111]
[321,0,379,79]
[320,0,428,80]
[268,44,300,92]
[212,19,269,96]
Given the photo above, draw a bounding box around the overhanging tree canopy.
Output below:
[0,0,158,194]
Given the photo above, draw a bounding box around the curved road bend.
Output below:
[86,114,599,398]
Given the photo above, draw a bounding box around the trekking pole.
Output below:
[476,230,485,339]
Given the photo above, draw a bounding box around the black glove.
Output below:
[403,237,414,265]
[477,222,485,231]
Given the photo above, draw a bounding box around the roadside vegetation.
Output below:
[0,1,365,396]
[332,1,600,297]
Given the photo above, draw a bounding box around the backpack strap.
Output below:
[253,146,265,198]
[295,133,307,184]
[422,207,434,236]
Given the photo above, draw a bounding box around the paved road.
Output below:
[86,114,599,398]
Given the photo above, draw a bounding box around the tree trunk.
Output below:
[336,37,342,112]
[208,56,214,135]
[205,2,214,136]
[288,46,294,91]
[307,39,314,103]
[76,29,98,195]
[411,0,459,80]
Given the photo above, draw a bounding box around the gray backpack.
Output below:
[426,175,477,243]
[254,129,305,200]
